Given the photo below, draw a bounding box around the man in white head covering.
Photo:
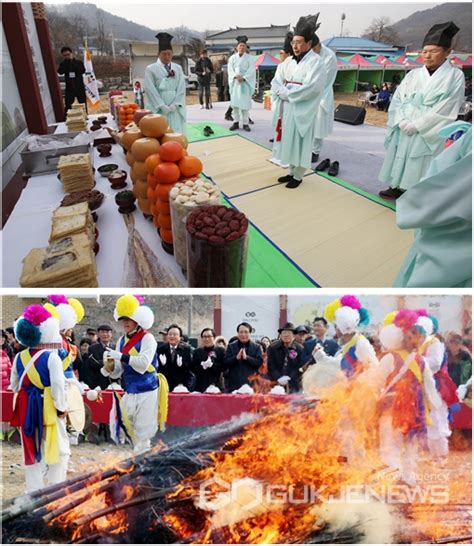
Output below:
[228,35,256,132]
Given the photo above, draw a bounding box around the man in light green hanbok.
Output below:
[394,121,472,288]
[144,32,187,135]
[272,15,326,189]
[379,22,464,200]
[228,35,256,132]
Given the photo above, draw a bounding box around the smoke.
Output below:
[311,493,394,544]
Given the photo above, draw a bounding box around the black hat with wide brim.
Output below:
[422,21,459,48]
[156,32,174,51]
[278,322,297,334]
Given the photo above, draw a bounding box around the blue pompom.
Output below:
[15,319,41,347]
[430,315,439,334]
[359,307,370,327]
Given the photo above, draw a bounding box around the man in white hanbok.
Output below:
[271,15,327,189]
[228,36,256,132]
[311,34,338,163]
[379,22,464,199]
[144,32,187,135]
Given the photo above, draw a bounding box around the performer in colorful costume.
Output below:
[416,312,460,462]
[102,295,168,454]
[10,305,69,493]
[377,309,441,485]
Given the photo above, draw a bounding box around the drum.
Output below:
[66,382,86,433]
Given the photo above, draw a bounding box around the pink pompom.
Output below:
[134,295,145,305]
[23,304,52,326]
[394,309,419,332]
[48,294,68,306]
[414,308,428,317]
[340,295,361,310]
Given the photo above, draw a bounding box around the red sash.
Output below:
[122,329,147,355]
[276,118,283,142]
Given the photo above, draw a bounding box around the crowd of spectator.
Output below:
[2,318,472,395]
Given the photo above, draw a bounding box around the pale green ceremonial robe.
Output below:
[144,59,187,135]
[273,50,327,170]
[270,58,294,160]
[228,52,256,111]
[379,60,464,191]
[394,122,472,288]
[313,44,338,140]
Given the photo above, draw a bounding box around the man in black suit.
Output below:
[191,328,226,392]
[57,46,87,113]
[267,322,304,393]
[224,322,263,392]
[156,324,193,391]
[82,324,114,389]
[302,316,340,366]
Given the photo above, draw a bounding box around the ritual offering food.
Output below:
[66,104,87,132]
[20,233,98,287]
[186,205,249,287]
[115,190,136,214]
[50,203,96,253]
[97,143,112,157]
[58,153,94,192]
[118,102,140,130]
[98,163,119,177]
[107,170,128,189]
[170,179,221,272]
[60,189,104,211]
[139,114,168,138]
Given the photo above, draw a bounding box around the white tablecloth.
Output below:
[2,114,186,287]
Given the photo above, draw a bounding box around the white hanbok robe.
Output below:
[379,60,464,191]
[270,58,294,160]
[228,52,256,112]
[394,122,472,288]
[144,59,187,135]
[272,50,327,170]
[313,45,338,143]
[103,332,159,454]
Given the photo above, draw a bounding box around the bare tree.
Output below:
[46,6,90,56]
[186,37,205,59]
[95,10,108,55]
[363,16,399,44]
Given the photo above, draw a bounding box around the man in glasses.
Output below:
[270,14,327,189]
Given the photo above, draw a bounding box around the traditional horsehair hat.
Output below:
[236,35,249,45]
[380,309,429,351]
[114,295,154,330]
[14,304,62,347]
[324,295,370,335]
[283,31,294,55]
[44,295,84,332]
[156,32,174,51]
[422,22,459,48]
[293,13,320,42]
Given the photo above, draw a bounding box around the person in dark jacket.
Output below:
[224,322,263,392]
[57,46,86,113]
[82,324,114,389]
[156,324,193,391]
[195,49,214,109]
[267,323,304,392]
[191,328,226,392]
[302,317,340,366]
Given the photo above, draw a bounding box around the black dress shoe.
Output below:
[379,187,405,199]
[278,174,293,183]
[249,118,254,125]
[285,178,303,189]
[311,153,319,163]
[203,125,214,136]
[315,158,331,172]
[328,161,339,176]
[229,122,239,131]
[243,124,251,132]
[269,138,274,143]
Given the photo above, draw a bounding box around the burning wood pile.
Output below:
[2,384,471,544]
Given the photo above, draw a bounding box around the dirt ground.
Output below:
[95,89,388,128]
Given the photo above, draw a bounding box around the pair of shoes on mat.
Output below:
[203,125,214,137]
[379,187,405,200]
[277,174,302,189]
[315,158,339,176]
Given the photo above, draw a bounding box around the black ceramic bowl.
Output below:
[98,164,119,177]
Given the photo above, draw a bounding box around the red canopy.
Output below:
[347,53,379,67]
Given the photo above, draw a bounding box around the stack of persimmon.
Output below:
[118,102,140,130]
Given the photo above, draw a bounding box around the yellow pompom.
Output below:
[68,298,85,323]
[44,303,60,322]
[115,294,139,319]
[324,298,342,322]
[383,311,397,326]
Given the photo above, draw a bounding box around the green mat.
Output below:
[218,196,317,287]
[187,122,234,143]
